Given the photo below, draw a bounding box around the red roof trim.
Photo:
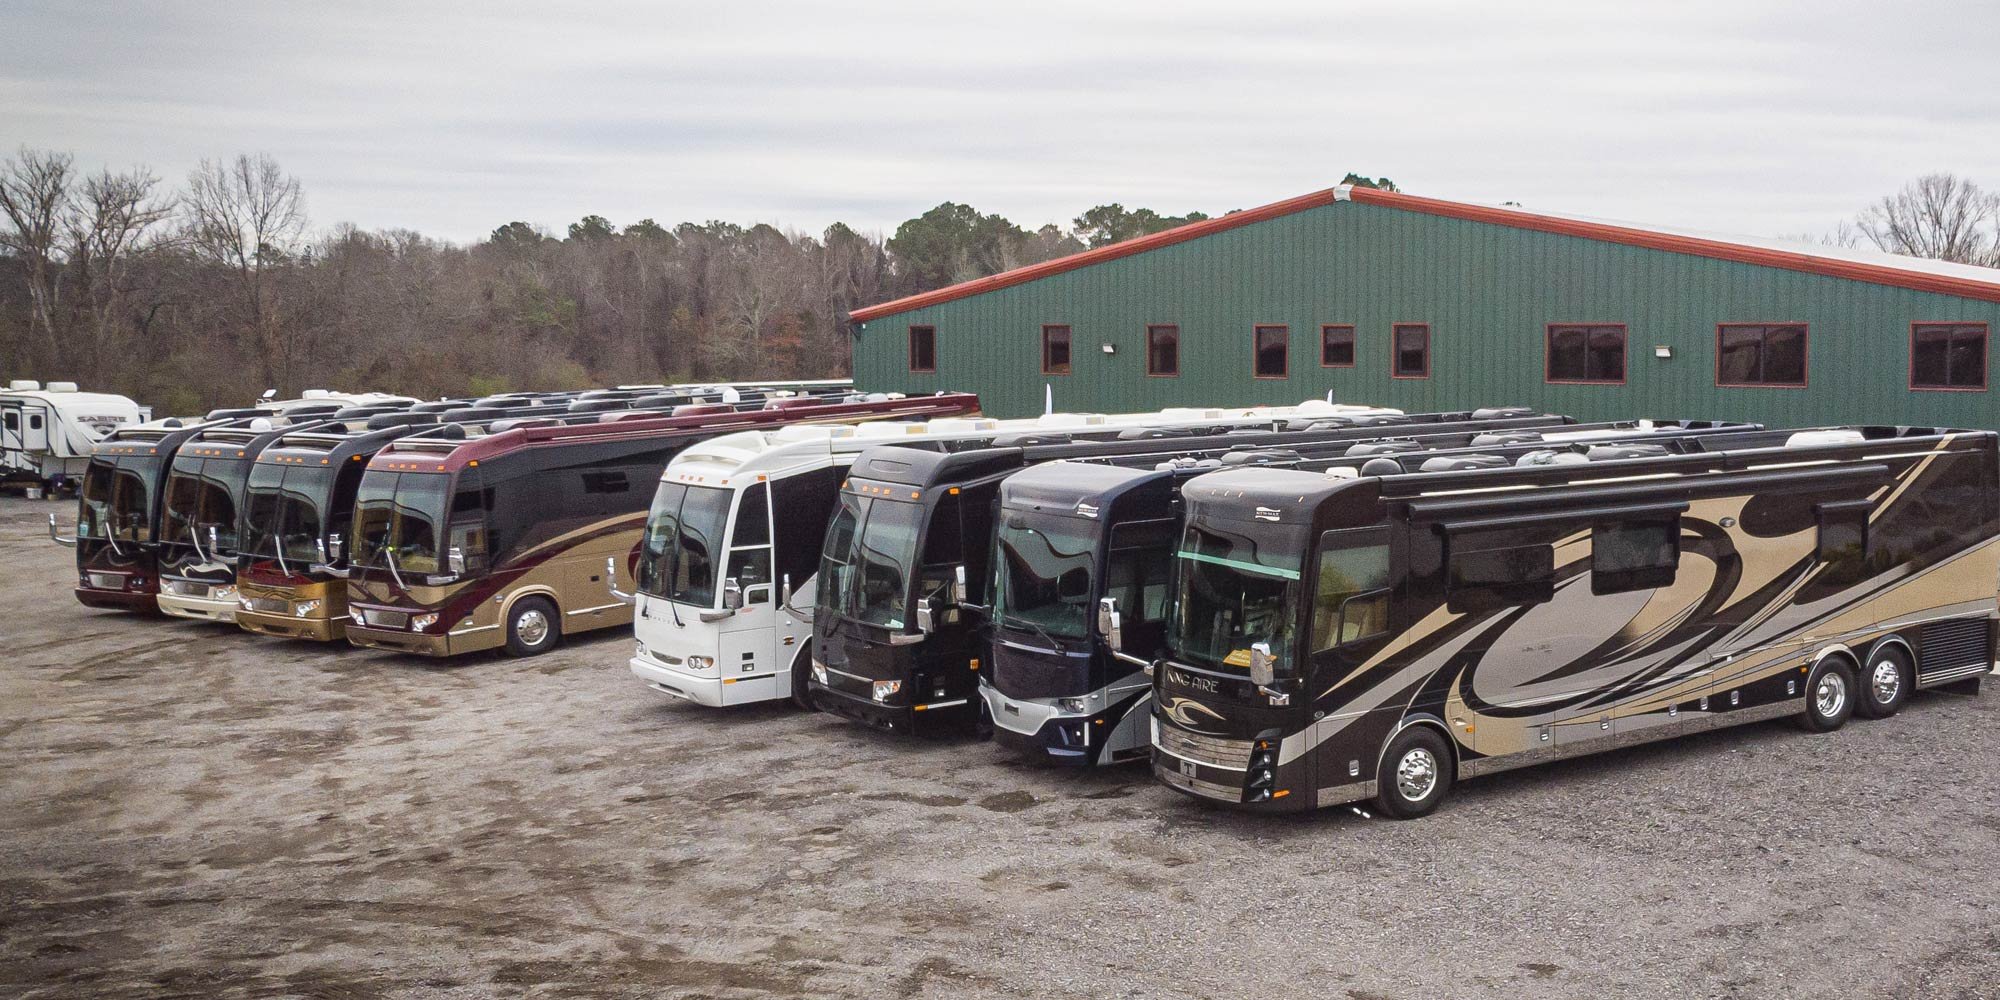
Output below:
[847,188,1341,322]
[848,185,2000,321]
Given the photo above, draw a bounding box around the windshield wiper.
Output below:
[998,611,1065,651]
[380,545,408,591]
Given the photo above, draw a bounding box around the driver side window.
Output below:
[1311,528,1391,651]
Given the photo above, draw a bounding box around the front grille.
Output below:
[1155,762,1244,801]
[1919,617,1991,676]
[359,609,409,629]
[162,579,210,598]
[87,573,124,589]
[243,596,290,615]
[1154,721,1253,770]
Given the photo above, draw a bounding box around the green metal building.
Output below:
[849,185,1999,427]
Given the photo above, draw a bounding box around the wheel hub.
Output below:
[1815,670,1846,718]
[1395,747,1438,802]
[1870,660,1901,705]
[518,609,550,645]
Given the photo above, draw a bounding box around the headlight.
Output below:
[872,679,902,703]
[239,596,255,609]
[1058,696,1089,714]
[687,655,715,670]
[411,612,439,630]
[810,660,828,685]
[213,585,238,602]
[634,641,646,658]
[294,600,322,618]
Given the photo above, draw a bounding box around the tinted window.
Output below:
[1717,324,1807,386]
[1254,325,1288,378]
[1911,323,1987,390]
[1817,503,1870,588]
[1041,325,1071,375]
[1447,533,1552,613]
[1311,528,1390,650]
[1321,325,1355,367]
[909,325,936,372]
[734,483,770,547]
[1393,324,1430,378]
[1592,517,1678,594]
[1147,325,1179,376]
[1547,324,1626,383]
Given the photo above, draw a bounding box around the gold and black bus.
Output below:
[1136,425,2000,817]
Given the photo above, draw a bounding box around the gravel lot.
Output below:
[2,494,1997,999]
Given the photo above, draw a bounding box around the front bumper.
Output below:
[346,624,455,657]
[75,586,160,612]
[630,655,733,707]
[157,590,239,624]
[237,608,346,642]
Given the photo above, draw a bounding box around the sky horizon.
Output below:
[6,0,1997,247]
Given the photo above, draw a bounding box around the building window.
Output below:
[1254,325,1288,379]
[1911,322,1987,390]
[1716,323,1806,387]
[1147,325,1179,377]
[1320,325,1355,367]
[1546,324,1627,384]
[908,325,936,373]
[1392,324,1430,378]
[1041,325,1072,375]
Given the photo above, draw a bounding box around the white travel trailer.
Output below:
[618,400,1407,710]
[0,381,153,491]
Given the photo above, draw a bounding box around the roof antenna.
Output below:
[1044,383,1053,416]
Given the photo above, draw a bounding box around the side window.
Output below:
[448,480,489,573]
[3,411,17,431]
[1592,516,1679,595]
[727,547,773,589]
[1817,501,1870,588]
[1108,519,1175,622]
[733,483,770,547]
[29,413,43,430]
[1312,528,1391,650]
[909,325,937,373]
[1393,323,1431,378]
[1446,530,1553,614]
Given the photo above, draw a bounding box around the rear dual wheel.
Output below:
[1856,644,1913,719]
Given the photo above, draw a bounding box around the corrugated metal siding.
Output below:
[855,202,2000,427]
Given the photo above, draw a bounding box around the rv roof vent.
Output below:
[1220,449,1303,466]
[161,417,184,428]
[1420,455,1509,472]
[248,417,275,432]
[1156,457,1224,471]
[46,381,78,393]
[7,379,40,391]
[1516,449,1590,467]
[1471,407,1534,419]
[673,403,736,417]
[1345,440,1421,456]
[991,433,1071,447]
[431,424,468,440]
[365,413,438,430]
[1785,429,1867,449]
[1359,457,1403,477]
[301,389,333,399]
[1471,431,1543,446]
[1325,466,1361,479]
[1585,444,1672,461]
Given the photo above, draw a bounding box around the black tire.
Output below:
[789,644,817,711]
[503,596,561,657]
[1856,644,1913,719]
[1797,656,1857,732]
[1374,726,1454,820]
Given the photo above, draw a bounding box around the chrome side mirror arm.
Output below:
[48,512,75,547]
[607,555,635,605]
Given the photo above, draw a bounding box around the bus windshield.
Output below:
[162,457,248,557]
[993,511,1098,640]
[1169,519,1306,671]
[817,493,924,628]
[354,470,450,576]
[637,481,734,606]
[80,456,159,543]
[243,464,335,566]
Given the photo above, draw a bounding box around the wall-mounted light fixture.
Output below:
[1101,343,1116,354]
[1654,345,1672,359]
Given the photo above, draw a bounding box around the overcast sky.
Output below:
[6,0,1996,245]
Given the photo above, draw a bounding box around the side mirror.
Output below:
[48,512,75,547]
[207,524,221,555]
[448,545,466,576]
[916,601,936,634]
[1249,641,1276,687]
[778,572,792,608]
[1097,597,1123,650]
[328,533,344,560]
[722,577,743,611]
[606,555,634,605]
[950,564,967,605]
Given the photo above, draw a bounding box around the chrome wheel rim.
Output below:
[1395,748,1439,802]
[1814,670,1847,718]
[517,609,550,646]
[1870,660,1901,706]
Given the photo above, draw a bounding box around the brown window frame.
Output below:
[1544,323,1628,385]
[908,325,937,373]
[1391,323,1430,379]
[1909,322,1989,392]
[1320,324,1356,368]
[1146,324,1180,377]
[1714,323,1808,389]
[1041,324,1072,376]
[1253,324,1289,379]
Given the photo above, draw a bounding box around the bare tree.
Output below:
[0,148,77,365]
[184,153,306,391]
[1855,174,2000,266]
[68,167,177,377]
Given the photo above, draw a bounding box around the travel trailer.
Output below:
[339,392,979,658]
[1,381,152,491]
[984,421,1759,765]
[1136,425,2000,818]
[620,400,1442,710]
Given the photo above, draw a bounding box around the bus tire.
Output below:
[503,596,561,657]
[1856,644,1912,719]
[789,645,817,711]
[1797,656,1857,732]
[1374,726,1453,820]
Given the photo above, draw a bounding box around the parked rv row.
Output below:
[40,384,2000,821]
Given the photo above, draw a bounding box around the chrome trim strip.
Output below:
[915,698,969,710]
[1151,741,1249,773]
[1315,778,1377,808]
[1917,663,1990,687]
[448,624,501,636]
[822,663,873,683]
[1154,763,1242,801]
[565,602,626,617]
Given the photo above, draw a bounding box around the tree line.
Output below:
[3,148,1987,417]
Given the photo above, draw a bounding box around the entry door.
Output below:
[22,405,49,451]
[0,403,22,458]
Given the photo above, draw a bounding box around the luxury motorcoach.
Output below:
[340,392,980,658]
[1137,425,2000,818]
[807,409,1638,736]
[620,400,1443,710]
[986,420,1760,766]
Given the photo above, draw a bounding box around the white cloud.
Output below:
[4,0,1995,243]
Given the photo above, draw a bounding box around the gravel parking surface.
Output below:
[3,495,1997,999]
